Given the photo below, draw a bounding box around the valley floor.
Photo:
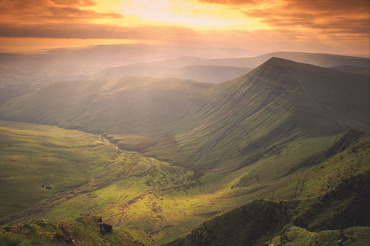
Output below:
[1,120,369,245]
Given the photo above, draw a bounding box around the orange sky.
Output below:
[0,0,369,55]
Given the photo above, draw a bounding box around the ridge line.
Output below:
[284,67,326,114]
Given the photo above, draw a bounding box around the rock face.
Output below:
[165,200,291,246]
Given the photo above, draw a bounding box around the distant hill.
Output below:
[0,44,254,105]
[331,65,370,74]
[0,51,368,106]
[128,52,370,69]
[0,77,212,134]
[88,52,369,83]
[90,65,252,83]
[0,44,254,83]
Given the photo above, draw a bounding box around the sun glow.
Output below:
[106,0,251,28]
[0,0,367,54]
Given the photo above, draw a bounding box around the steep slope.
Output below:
[133,58,368,172]
[166,134,370,246]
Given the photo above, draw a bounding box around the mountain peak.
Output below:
[260,57,302,68]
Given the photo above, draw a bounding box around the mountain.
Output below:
[2,58,368,134]
[0,58,369,245]
[1,58,368,171]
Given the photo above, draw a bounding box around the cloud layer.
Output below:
[0,0,368,54]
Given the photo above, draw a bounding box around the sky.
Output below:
[0,0,369,55]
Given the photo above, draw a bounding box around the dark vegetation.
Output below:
[0,215,142,245]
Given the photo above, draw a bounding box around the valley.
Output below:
[0,55,369,245]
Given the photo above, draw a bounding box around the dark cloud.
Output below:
[51,0,96,7]
[0,0,121,23]
[243,0,369,39]
[44,6,122,19]
[197,0,369,38]
[283,0,369,13]
[0,23,199,40]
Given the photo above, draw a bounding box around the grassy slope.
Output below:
[127,58,368,176]
[0,120,122,221]
[166,134,370,246]
[0,77,211,134]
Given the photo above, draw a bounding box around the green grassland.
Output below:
[0,120,202,244]
[3,133,369,246]
[0,125,367,245]
[0,120,121,221]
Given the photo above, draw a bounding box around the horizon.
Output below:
[0,0,369,56]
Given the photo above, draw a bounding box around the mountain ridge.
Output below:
[0,58,367,173]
